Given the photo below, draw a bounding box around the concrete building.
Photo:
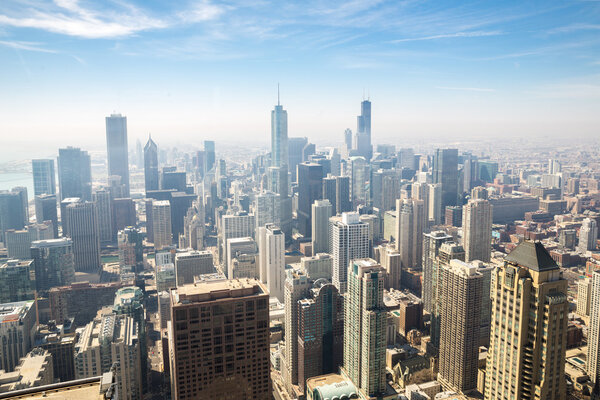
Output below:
[378,244,402,290]
[168,279,271,399]
[57,147,91,201]
[462,198,493,263]
[588,270,600,398]
[117,227,143,274]
[396,198,425,269]
[257,224,286,302]
[577,278,592,317]
[220,212,255,264]
[226,237,258,279]
[35,321,77,383]
[254,191,280,229]
[0,260,36,303]
[297,163,323,237]
[578,218,598,253]
[152,200,172,250]
[0,300,36,372]
[330,212,370,293]
[64,201,100,272]
[143,135,159,192]
[156,264,175,292]
[0,189,28,243]
[105,114,130,197]
[34,194,58,237]
[311,199,332,255]
[433,148,458,211]
[300,253,333,281]
[343,259,386,398]
[0,348,54,393]
[422,231,453,312]
[92,190,112,244]
[32,159,56,197]
[484,241,568,400]
[174,250,215,286]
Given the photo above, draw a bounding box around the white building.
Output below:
[151,200,172,250]
[311,199,332,254]
[330,212,370,293]
[258,224,286,302]
[579,218,598,253]
[462,198,493,263]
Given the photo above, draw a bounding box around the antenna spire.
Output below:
[277,83,280,106]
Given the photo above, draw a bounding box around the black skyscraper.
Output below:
[433,148,459,210]
[297,162,323,237]
[58,147,92,201]
[144,135,159,192]
[335,176,352,214]
[105,114,130,196]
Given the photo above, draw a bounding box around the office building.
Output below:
[322,176,337,213]
[433,149,458,210]
[257,223,285,302]
[254,191,280,229]
[462,198,493,263]
[438,259,483,393]
[152,200,172,250]
[144,135,159,192]
[0,348,54,392]
[181,198,204,251]
[428,183,443,225]
[64,201,100,272]
[269,96,292,239]
[311,199,332,254]
[168,279,271,399]
[335,176,352,214]
[93,189,113,244]
[174,250,215,286]
[396,198,425,269]
[330,212,370,293]
[578,217,598,253]
[204,140,216,172]
[57,147,92,201]
[0,300,36,372]
[220,211,255,263]
[343,259,386,398]
[484,241,568,400]
[35,194,58,237]
[226,237,257,278]
[31,238,75,293]
[75,313,142,400]
[577,277,592,316]
[349,156,369,207]
[422,231,453,312]
[32,159,56,196]
[300,253,333,281]
[354,99,372,160]
[371,169,399,212]
[0,189,28,242]
[288,137,308,182]
[112,198,136,236]
[297,163,323,237]
[588,270,600,398]
[105,114,130,197]
[0,260,35,303]
[379,244,402,289]
[117,227,143,273]
[35,321,77,383]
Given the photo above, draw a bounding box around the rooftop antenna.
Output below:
[368,89,370,101]
[277,83,280,106]
[362,88,365,101]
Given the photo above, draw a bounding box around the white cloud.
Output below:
[390,30,502,43]
[0,39,57,53]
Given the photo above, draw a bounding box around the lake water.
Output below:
[0,172,35,198]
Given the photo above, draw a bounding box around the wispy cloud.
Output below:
[548,23,600,34]
[178,1,228,23]
[435,86,495,92]
[0,39,57,53]
[390,30,502,43]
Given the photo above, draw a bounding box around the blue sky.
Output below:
[0,0,599,153]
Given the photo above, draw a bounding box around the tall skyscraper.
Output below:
[220,211,255,265]
[428,183,443,225]
[288,137,308,182]
[117,227,144,273]
[152,200,172,250]
[297,162,323,237]
[438,259,483,393]
[31,238,75,293]
[322,176,337,213]
[343,258,386,398]
[58,147,92,201]
[422,231,452,312]
[257,223,285,302]
[105,113,130,197]
[35,194,58,237]
[93,189,113,244]
[349,156,369,207]
[64,201,100,272]
[396,198,425,269]
[204,140,216,172]
[0,189,28,242]
[335,176,352,214]
[588,270,600,398]
[255,191,280,229]
[462,198,493,262]
[433,148,458,211]
[577,277,592,316]
[312,199,332,254]
[331,212,370,293]
[578,217,599,253]
[344,128,353,153]
[168,279,271,399]
[371,169,399,212]
[143,135,159,192]
[269,95,292,239]
[484,241,568,400]
[32,159,56,196]
[354,99,372,160]
[379,244,402,289]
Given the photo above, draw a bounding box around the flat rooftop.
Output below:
[172,278,265,304]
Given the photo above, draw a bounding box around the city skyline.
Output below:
[1,0,599,152]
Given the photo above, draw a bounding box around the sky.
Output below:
[0,0,599,156]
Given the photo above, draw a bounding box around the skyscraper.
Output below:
[422,231,452,312]
[578,217,599,253]
[0,189,28,242]
[288,137,308,182]
[588,270,600,398]
[105,113,130,197]
[254,191,280,229]
[354,99,372,160]
[31,238,75,293]
[462,198,493,262]
[484,241,568,400]
[438,259,483,393]
[343,258,386,398]
[143,135,159,192]
[257,223,285,302]
[35,194,58,237]
[349,156,369,207]
[433,148,458,211]
[396,198,425,269]
[204,140,216,172]
[174,250,215,286]
[152,200,172,250]
[93,189,113,244]
[312,199,332,254]
[64,201,100,272]
[168,279,271,399]
[32,159,56,196]
[269,95,292,238]
[117,227,144,273]
[58,147,92,201]
[297,162,323,237]
[335,176,352,214]
[331,212,370,293]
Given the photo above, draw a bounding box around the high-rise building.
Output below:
[484,241,568,400]
[226,237,257,278]
[354,99,372,160]
[257,223,285,302]
[343,258,386,398]
[398,148,415,169]
[428,183,443,225]
[118,227,144,273]
[0,260,36,303]
[422,231,453,312]
[254,191,280,229]
[577,277,592,316]
[312,199,332,254]
[396,198,425,269]
[57,147,92,201]
[31,238,75,293]
[75,313,142,400]
[35,194,58,237]
[32,159,56,196]
[588,270,600,398]
[143,135,159,192]
[204,140,216,172]
[269,96,292,239]
[578,217,598,253]
[297,163,323,237]
[152,200,172,250]
[0,188,28,242]
[330,212,370,293]
[371,169,399,212]
[438,259,483,393]
[64,201,100,272]
[378,244,402,289]
[322,176,337,213]
[344,128,353,153]
[168,279,271,399]
[112,198,136,236]
[462,198,493,262]
[181,198,204,251]
[288,137,308,182]
[349,156,369,207]
[105,114,130,197]
[0,300,36,372]
[174,250,215,286]
[93,189,113,244]
[220,212,255,264]
[433,149,458,211]
[335,176,352,214]
[300,253,333,281]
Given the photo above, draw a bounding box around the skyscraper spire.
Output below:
[277,83,280,106]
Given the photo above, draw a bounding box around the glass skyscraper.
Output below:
[105,113,130,197]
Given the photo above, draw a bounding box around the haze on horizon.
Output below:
[1,0,599,151]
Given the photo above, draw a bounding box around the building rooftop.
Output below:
[0,374,116,400]
[0,301,33,324]
[505,241,558,272]
[305,373,358,399]
[172,278,265,305]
